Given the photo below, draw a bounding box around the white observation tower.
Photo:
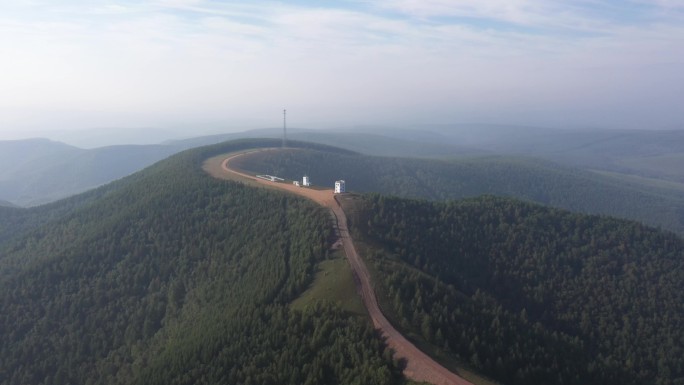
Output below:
[334,180,345,194]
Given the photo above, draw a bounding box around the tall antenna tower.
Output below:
[282,109,287,148]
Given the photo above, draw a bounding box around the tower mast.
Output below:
[282,109,287,148]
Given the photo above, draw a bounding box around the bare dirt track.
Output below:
[207,149,474,385]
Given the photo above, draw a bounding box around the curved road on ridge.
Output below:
[212,149,474,385]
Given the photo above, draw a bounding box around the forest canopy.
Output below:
[233,148,684,235]
[0,139,403,385]
[343,194,684,385]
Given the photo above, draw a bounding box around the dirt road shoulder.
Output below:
[207,149,474,385]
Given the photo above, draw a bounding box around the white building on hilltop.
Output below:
[302,175,311,187]
[334,180,345,194]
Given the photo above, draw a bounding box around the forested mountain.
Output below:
[5,126,683,207]
[0,139,403,385]
[422,125,684,183]
[274,125,684,183]
[0,189,106,244]
[3,138,683,385]
[0,138,185,206]
[232,149,684,235]
[0,130,474,206]
[341,194,684,385]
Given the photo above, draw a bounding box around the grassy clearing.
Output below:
[206,152,365,316]
[290,251,367,317]
[207,151,500,384]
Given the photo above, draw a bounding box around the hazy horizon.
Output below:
[3,122,684,150]
[1,0,683,141]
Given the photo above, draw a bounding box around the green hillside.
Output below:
[0,139,403,385]
[341,194,684,385]
[412,125,684,182]
[232,149,684,235]
[6,127,682,207]
[0,139,183,207]
[3,139,682,385]
[0,187,110,245]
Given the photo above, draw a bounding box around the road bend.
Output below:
[214,149,474,385]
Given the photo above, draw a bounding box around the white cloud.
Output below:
[0,0,682,135]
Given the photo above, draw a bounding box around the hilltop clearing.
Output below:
[0,139,404,385]
[208,149,474,385]
[233,148,684,235]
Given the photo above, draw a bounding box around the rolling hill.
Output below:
[0,131,475,207]
[0,139,184,206]
[399,125,684,183]
[1,139,683,385]
[340,193,684,385]
[3,126,683,207]
[0,139,403,385]
[231,148,684,235]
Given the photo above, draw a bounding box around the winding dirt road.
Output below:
[208,149,474,385]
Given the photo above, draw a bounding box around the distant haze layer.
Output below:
[1,0,683,139]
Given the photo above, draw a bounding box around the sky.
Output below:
[1,0,683,141]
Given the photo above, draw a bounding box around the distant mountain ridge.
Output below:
[412,124,684,182]
[0,138,404,385]
[233,149,684,235]
[0,138,184,206]
[0,131,476,206]
[1,138,682,385]
[342,193,684,385]
[2,125,683,206]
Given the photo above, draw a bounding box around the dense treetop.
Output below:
[234,149,684,235]
[343,194,684,385]
[0,139,403,385]
[3,140,683,385]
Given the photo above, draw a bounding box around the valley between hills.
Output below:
[206,148,473,385]
[3,1,683,384]
[0,139,682,385]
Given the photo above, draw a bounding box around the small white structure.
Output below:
[293,181,300,187]
[256,175,284,182]
[302,175,311,187]
[334,180,345,194]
